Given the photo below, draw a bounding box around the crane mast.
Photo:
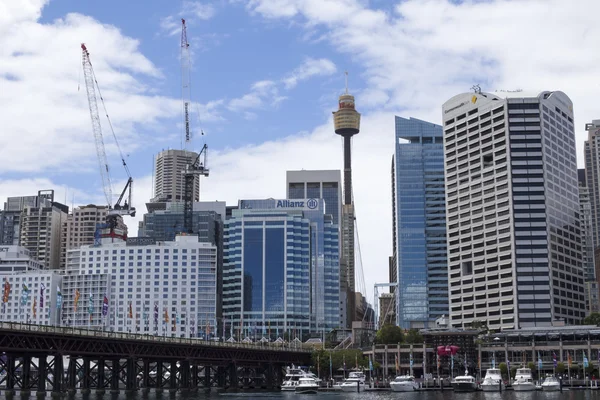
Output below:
[181,18,191,146]
[81,43,136,241]
[179,19,209,234]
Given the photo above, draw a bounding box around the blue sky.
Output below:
[2,0,600,303]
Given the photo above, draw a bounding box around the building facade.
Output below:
[394,117,448,329]
[60,205,126,270]
[578,169,599,314]
[0,271,63,325]
[442,90,585,330]
[223,199,340,338]
[584,120,600,250]
[65,235,217,337]
[18,191,68,269]
[151,149,200,203]
[0,245,44,273]
[286,170,345,327]
[1,190,57,246]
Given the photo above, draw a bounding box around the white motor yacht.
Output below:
[452,370,478,392]
[390,375,419,392]
[295,377,319,394]
[512,368,536,391]
[339,371,366,392]
[481,368,504,392]
[541,375,561,391]
[281,366,309,392]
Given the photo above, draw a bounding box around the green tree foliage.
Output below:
[311,349,369,378]
[583,313,600,326]
[510,366,517,379]
[404,329,423,344]
[556,362,565,374]
[375,324,404,344]
[498,362,508,379]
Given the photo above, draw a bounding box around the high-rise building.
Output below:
[1,191,57,246]
[333,85,361,324]
[393,117,448,329]
[286,170,344,327]
[65,235,217,336]
[59,205,126,269]
[138,201,225,332]
[584,120,600,250]
[578,169,599,315]
[286,170,342,226]
[151,149,200,203]
[0,245,44,273]
[17,190,68,269]
[442,90,585,329]
[378,293,395,327]
[223,199,340,338]
[389,157,397,294]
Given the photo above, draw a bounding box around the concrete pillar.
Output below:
[66,357,77,394]
[181,360,190,391]
[142,359,151,389]
[51,354,64,396]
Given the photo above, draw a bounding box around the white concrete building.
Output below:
[0,272,63,325]
[0,245,44,273]
[442,90,585,330]
[65,235,217,337]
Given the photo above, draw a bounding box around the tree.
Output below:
[510,366,517,379]
[498,362,508,380]
[469,320,488,333]
[583,313,600,326]
[404,329,423,344]
[311,349,369,378]
[556,362,565,374]
[375,324,404,344]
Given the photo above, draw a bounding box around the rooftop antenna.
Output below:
[471,84,481,94]
[345,71,349,94]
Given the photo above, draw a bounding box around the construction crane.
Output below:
[183,144,209,233]
[81,43,136,242]
[180,19,209,234]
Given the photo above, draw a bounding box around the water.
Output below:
[17,391,600,400]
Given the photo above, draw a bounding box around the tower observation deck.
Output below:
[333,92,361,205]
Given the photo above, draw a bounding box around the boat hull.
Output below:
[340,383,364,392]
[542,385,561,392]
[295,388,318,394]
[390,383,417,392]
[481,383,502,392]
[512,383,536,391]
[452,382,478,392]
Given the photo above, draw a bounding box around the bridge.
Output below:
[0,322,312,395]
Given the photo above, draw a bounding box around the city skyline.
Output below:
[3,0,600,303]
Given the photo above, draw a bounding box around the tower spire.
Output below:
[345,71,349,94]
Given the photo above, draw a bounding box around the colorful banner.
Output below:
[32,297,37,318]
[153,303,158,326]
[74,289,80,312]
[128,302,133,319]
[40,283,45,309]
[56,286,63,309]
[102,295,109,316]
[553,352,557,368]
[21,283,30,306]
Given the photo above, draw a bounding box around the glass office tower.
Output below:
[223,199,340,339]
[394,117,448,329]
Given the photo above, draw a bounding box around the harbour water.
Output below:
[12,391,600,400]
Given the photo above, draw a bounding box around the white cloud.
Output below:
[0,178,100,209]
[241,0,600,303]
[160,2,216,36]
[227,79,285,111]
[186,1,216,20]
[283,57,337,89]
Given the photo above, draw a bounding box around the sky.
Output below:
[2,0,600,304]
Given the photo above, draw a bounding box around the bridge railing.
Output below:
[0,321,312,353]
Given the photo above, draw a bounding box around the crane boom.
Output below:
[81,44,113,208]
[181,18,191,146]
